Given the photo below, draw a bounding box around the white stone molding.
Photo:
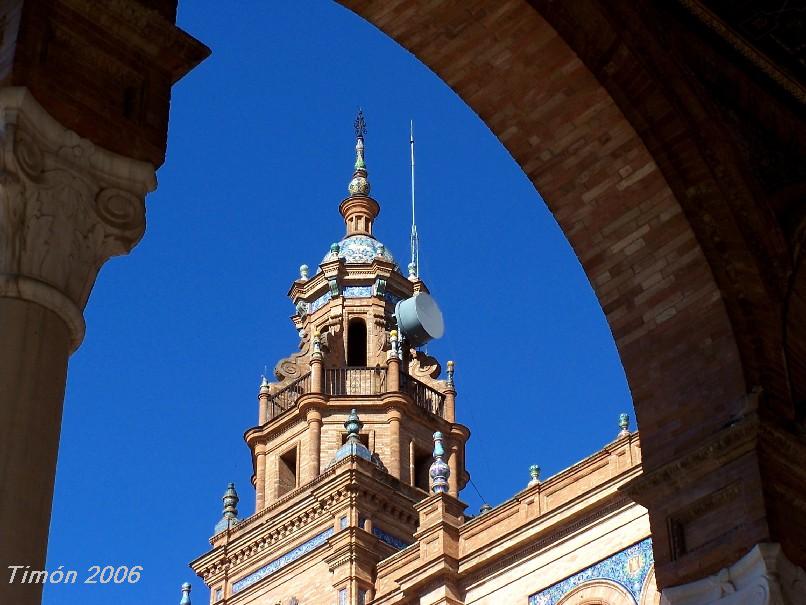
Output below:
[0,86,156,351]
[660,543,806,605]
[557,579,633,605]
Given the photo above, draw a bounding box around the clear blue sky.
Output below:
[44,2,632,604]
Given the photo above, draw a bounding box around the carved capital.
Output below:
[660,543,805,605]
[0,87,156,350]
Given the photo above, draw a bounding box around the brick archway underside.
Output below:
[336,0,806,591]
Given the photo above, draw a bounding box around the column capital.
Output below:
[0,87,156,351]
[660,543,805,605]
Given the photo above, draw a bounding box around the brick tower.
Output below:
[191,114,470,605]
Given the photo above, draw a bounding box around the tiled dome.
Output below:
[322,235,396,266]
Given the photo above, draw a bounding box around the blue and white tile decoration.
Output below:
[232,527,335,594]
[323,235,397,266]
[372,526,411,550]
[308,291,332,313]
[529,538,653,605]
[343,285,373,298]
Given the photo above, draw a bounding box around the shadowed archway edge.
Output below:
[331,0,799,590]
[331,2,744,468]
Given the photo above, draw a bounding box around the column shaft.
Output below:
[306,410,322,482]
[255,445,267,511]
[0,300,69,605]
[388,410,402,479]
[448,443,459,497]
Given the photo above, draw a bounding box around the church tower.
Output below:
[191,114,470,605]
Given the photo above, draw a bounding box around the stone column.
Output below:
[310,331,323,393]
[444,360,456,422]
[447,442,459,497]
[387,331,400,392]
[0,88,155,604]
[254,445,267,512]
[306,407,323,482]
[387,407,402,480]
[258,378,270,425]
[409,440,416,486]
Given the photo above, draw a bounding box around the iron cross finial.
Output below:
[354,109,367,139]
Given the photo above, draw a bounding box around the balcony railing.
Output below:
[265,367,446,421]
[400,373,446,417]
[267,372,310,420]
[325,367,386,396]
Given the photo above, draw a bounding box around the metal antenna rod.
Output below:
[409,120,419,279]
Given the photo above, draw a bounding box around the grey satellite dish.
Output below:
[395,293,445,347]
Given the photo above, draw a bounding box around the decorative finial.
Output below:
[179,582,192,605]
[377,243,385,258]
[329,242,340,259]
[528,465,541,487]
[479,503,493,515]
[312,329,321,356]
[446,360,455,387]
[299,264,309,280]
[260,374,269,390]
[618,413,630,437]
[429,431,450,494]
[408,261,417,281]
[345,409,363,441]
[389,330,399,357]
[348,110,371,196]
[354,109,367,139]
[214,483,240,533]
[223,482,239,517]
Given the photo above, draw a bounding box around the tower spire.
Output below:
[348,109,370,197]
[340,109,380,237]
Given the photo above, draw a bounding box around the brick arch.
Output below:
[334,0,806,591]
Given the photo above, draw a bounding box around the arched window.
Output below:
[347,318,367,366]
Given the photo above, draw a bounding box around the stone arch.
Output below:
[335,0,806,590]
[556,579,634,605]
[638,567,661,605]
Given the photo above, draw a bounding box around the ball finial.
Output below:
[528,465,541,487]
[618,412,630,437]
[179,582,192,605]
[299,264,309,280]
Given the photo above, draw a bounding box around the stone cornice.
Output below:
[59,0,209,84]
[193,458,423,584]
[373,433,644,603]
[623,416,758,501]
